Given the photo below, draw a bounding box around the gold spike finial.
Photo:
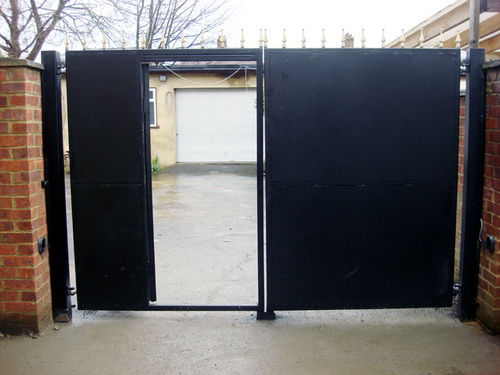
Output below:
[341,29,346,48]
[200,31,205,49]
[102,34,107,50]
[259,29,264,48]
[160,30,165,49]
[217,29,227,48]
[65,32,70,51]
[381,29,386,48]
[102,33,107,50]
[455,30,462,49]
[361,29,366,48]
[400,29,406,48]
[82,32,87,50]
[302,29,306,48]
[419,28,425,48]
[141,31,146,49]
[264,29,268,48]
[282,29,287,48]
[240,29,245,48]
[181,30,186,49]
[438,28,444,48]
[121,31,126,49]
[321,29,326,48]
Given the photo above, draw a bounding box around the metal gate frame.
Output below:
[263,48,461,315]
[64,48,265,313]
[41,51,72,322]
[42,47,485,321]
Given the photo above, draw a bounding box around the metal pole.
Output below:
[257,48,276,321]
[469,0,480,48]
[41,51,73,322]
[457,48,485,321]
[256,48,265,314]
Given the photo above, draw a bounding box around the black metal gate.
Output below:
[66,52,155,310]
[264,49,460,312]
[65,49,264,311]
[64,48,460,314]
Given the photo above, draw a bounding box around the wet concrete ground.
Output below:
[1,309,499,374]
[151,164,258,306]
[1,164,499,374]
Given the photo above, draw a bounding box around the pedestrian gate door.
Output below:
[65,48,460,314]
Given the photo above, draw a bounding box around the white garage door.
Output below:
[176,88,257,162]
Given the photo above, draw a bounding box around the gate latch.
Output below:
[479,219,496,253]
[480,236,496,253]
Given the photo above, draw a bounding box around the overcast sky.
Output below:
[42,0,459,53]
[221,0,457,48]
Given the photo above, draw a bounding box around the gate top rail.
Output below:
[66,48,262,63]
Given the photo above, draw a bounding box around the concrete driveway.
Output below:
[151,164,258,306]
[1,164,499,375]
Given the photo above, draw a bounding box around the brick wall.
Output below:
[476,62,500,333]
[0,58,52,334]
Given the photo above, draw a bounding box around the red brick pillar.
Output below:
[0,58,52,334]
[477,62,500,334]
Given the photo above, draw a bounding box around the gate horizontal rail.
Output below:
[145,305,260,312]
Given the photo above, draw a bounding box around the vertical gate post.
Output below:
[458,48,486,321]
[41,51,72,322]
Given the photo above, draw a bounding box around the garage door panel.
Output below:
[176,88,257,162]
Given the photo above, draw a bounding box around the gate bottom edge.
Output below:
[145,305,261,312]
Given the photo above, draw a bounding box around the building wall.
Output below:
[476,62,500,333]
[0,59,52,334]
[149,71,257,168]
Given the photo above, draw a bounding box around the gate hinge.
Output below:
[460,61,470,74]
[67,287,76,296]
[57,65,67,75]
[453,283,462,295]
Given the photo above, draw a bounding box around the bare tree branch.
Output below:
[112,0,230,50]
[0,6,12,29]
[26,0,68,60]
[0,0,230,60]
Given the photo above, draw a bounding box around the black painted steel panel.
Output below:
[266,49,459,185]
[66,51,153,309]
[71,185,150,309]
[67,51,145,185]
[265,49,460,310]
[268,185,456,310]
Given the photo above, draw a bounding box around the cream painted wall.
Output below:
[61,77,69,154]
[149,71,257,168]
